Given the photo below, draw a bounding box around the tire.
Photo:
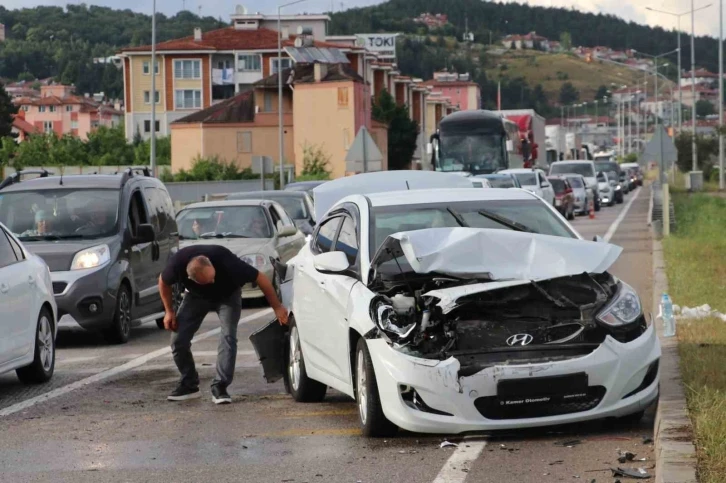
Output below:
[155,318,165,330]
[595,198,601,212]
[16,308,55,384]
[285,318,327,402]
[567,206,575,220]
[104,284,132,344]
[355,338,399,438]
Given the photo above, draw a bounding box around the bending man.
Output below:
[159,245,288,404]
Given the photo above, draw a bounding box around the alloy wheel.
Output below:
[357,350,368,425]
[289,326,301,391]
[38,315,54,372]
[118,291,131,338]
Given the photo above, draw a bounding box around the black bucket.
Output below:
[249,320,288,383]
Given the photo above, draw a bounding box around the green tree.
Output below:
[695,100,716,118]
[297,144,331,181]
[675,132,719,179]
[595,85,609,101]
[559,82,579,105]
[559,32,572,51]
[372,90,420,170]
[0,82,19,139]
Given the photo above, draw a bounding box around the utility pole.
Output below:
[691,0,698,173]
[150,0,157,177]
[720,0,724,190]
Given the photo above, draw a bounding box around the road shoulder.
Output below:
[652,234,698,483]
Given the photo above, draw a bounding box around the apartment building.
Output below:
[13,84,123,140]
[423,71,481,111]
[118,10,364,142]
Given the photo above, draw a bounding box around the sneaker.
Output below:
[212,385,232,405]
[167,385,201,401]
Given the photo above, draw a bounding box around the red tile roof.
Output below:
[121,27,349,53]
[12,116,40,135]
[173,91,255,124]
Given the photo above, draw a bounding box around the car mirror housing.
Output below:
[135,223,156,244]
[278,225,298,237]
[313,251,350,274]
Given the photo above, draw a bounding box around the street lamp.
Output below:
[277,0,308,188]
[646,3,712,133]
[150,0,157,177]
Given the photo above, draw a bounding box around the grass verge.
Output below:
[663,192,726,483]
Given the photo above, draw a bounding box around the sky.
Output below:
[1,0,722,38]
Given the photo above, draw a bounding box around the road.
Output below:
[0,186,655,483]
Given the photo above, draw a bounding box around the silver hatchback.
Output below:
[564,174,591,215]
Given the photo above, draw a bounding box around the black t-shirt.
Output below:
[161,245,259,301]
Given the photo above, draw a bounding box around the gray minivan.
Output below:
[0,168,179,344]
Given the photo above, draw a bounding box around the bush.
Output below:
[297,143,331,181]
[166,156,271,183]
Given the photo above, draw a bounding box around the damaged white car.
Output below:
[261,173,660,437]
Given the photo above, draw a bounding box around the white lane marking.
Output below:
[0,309,272,418]
[604,187,641,243]
[432,441,487,483]
[55,356,99,365]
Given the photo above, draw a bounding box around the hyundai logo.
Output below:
[506,334,534,346]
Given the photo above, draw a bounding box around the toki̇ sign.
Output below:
[356,33,399,60]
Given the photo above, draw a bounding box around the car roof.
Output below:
[286,181,325,188]
[550,160,594,165]
[500,169,540,174]
[477,173,512,178]
[228,190,305,199]
[180,199,273,210]
[365,188,538,208]
[0,174,124,192]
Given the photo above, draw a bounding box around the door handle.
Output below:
[0,283,8,293]
[28,276,36,285]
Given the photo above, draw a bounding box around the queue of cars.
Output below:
[0,167,657,440]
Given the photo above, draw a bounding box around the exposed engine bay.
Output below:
[368,272,648,373]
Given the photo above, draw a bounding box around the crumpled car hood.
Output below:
[370,227,622,281]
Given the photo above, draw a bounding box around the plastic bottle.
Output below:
[662,293,676,337]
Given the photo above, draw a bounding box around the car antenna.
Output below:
[405,181,410,190]
[59,168,63,186]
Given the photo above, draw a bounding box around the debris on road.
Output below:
[440,441,458,448]
[617,451,636,463]
[549,460,564,465]
[611,467,652,479]
[555,439,582,447]
[642,437,653,445]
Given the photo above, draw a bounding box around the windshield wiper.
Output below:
[19,234,62,241]
[447,207,468,227]
[200,232,249,239]
[477,209,534,233]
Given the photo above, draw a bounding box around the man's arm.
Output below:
[159,275,175,314]
[256,272,289,325]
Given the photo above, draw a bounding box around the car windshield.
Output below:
[549,179,567,194]
[512,172,537,186]
[177,206,271,239]
[438,133,505,174]
[230,195,308,220]
[0,189,119,241]
[594,161,620,174]
[567,177,584,189]
[371,199,576,263]
[482,176,515,188]
[550,163,595,178]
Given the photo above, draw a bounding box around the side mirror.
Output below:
[278,225,298,237]
[592,235,604,243]
[541,181,550,188]
[506,139,514,152]
[135,223,156,244]
[313,251,350,274]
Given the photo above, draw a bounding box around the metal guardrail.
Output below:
[651,181,676,233]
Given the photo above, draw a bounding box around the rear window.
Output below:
[550,163,595,178]
[567,177,584,188]
[484,177,515,188]
[549,179,567,194]
[512,173,537,186]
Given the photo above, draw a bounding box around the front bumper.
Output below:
[367,323,660,434]
[242,266,274,299]
[51,265,116,330]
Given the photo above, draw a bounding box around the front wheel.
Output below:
[104,284,132,344]
[286,319,327,402]
[355,338,399,438]
[16,309,55,384]
[567,205,575,220]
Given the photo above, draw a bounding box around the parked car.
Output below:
[284,181,327,195]
[0,222,58,384]
[548,161,601,211]
[476,173,522,188]
[563,174,592,216]
[257,172,659,437]
[175,199,306,299]
[623,166,639,190]
[597,172,616,207]
[621,163,644,187]
[470,178,491,188]
[226,191,316,236]
[0,168,178,344]
[548,176,575,220]
[499,168,555,205]
[594,160,625,204]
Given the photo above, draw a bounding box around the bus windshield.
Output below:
[437,133,506,174]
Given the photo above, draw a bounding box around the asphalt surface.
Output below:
[0,186,655,483]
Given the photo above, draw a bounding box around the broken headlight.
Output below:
[596,281,642,327]
[370,296,417,341]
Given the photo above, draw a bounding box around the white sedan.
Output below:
[500,168,555,205]
[0,222,58,383]
[267,173,659,437]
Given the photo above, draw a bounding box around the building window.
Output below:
[263,92,273,112]
[270,57,292,75]
[337,87,349,108]
[175,89,202,109]
[65,105,73,112]
[71,120,79,129]
[237,54,261,72]
[21,105,29,112]
[144,91,161,104]
[143,61,159,75]
[143,120,161,133]
[49,106,57,113]
[217,59,233,70]
[43,121,53,133]
[174,59,201,79]
[39,106,46,113]
[237,131,252,153]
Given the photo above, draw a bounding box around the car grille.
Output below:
[52,282,68,294]
[474,386,606,420]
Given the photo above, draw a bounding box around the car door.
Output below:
[539,171,554,204]
[271,204,301,262]
[293,215,344,378]
[140,184,173,313]
[126,187,156,312]
[0,227,33,364]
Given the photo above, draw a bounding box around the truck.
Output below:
[494,109,547,169]
[545,125,567,164]
[428,110,511,175]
